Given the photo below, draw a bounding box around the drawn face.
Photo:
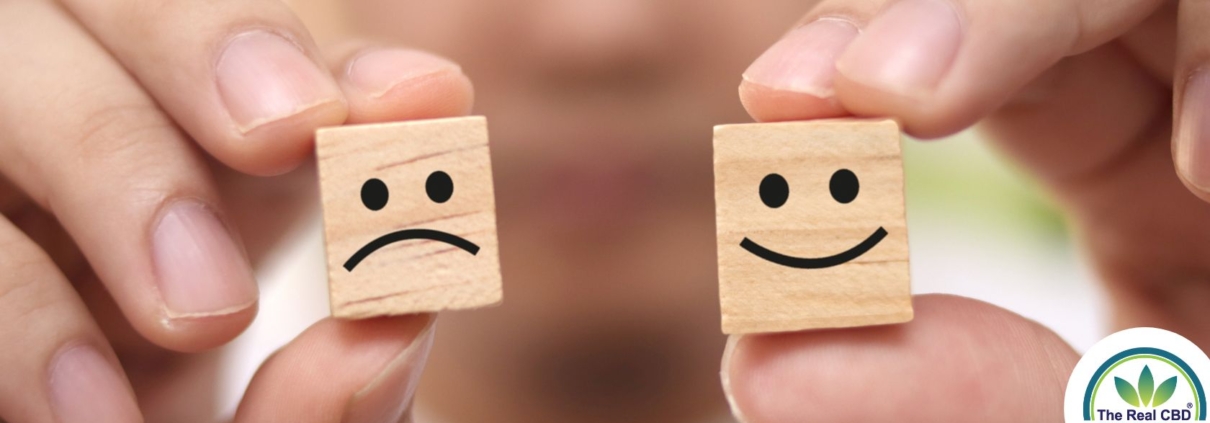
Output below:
[316,117,502,319]
[343,171,480,271]
[739,169,887,268]
[713,120,912,334]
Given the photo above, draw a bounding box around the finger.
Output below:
[1117,3,1176,85]
[978,10,1210,345]
[211,161,318,267]
[321,42,475,124]
[0,216,142,423]
[1175,0,1210,200]
[234,315,435,423]
[740,0,1164,137]
[58,0,349,176]
[981,42,1169,188]
[209,44,475,265]
[722,294,1078,422]
[225,55,470,423]
[0,1,258,352]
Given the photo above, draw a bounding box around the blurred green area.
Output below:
[901,130,1070,244]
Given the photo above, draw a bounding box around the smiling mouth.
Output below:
[740,227,888,269]
[344,229,480,271]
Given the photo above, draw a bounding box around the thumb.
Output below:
[234,315,435,423]
[722,294,1078,422]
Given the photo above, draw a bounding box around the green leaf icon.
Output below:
[1116,377,1141,407]
[1153,377,1177,407]
[1140,366,1154,407]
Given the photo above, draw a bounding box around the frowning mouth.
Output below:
[740,227,887,269]
[344,229,479,271]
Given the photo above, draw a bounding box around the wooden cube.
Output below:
[713,119,912,334]
[317,116,502,319]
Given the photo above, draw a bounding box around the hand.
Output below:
[725,1,1210,421]
[0,1,472,421]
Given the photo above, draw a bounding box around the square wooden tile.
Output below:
[714,119,912,334]
[317,116,502,319]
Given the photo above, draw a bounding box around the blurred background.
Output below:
[212,1,1120,421]
[219,130,1109,419]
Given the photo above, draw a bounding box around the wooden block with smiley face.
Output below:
[317,116,502,319]
[713,119,912,334]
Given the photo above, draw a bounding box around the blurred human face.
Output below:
[313,1,811,421]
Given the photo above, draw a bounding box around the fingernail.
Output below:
[49,345,142,423]
[742,18,859,98]
[1178,70,1210,191]
[216,31,343,133]
[836,0,963,99]
[720,335,750,423]
[151,201,257,317]
[348,49,463,99]
[344,321,437,423]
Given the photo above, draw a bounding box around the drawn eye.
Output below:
[759,173,789,208]
[361,178,389,211]
[829,169,859,204]
[426,171,454,203]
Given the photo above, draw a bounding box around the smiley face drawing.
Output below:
[713,119,913,334]
[739,169,888,269]
[317,117,503,319]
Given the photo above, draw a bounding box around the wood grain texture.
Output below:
[714,119,912,334]
[317,116,502,319]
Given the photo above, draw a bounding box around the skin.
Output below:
[0,0,1207,422]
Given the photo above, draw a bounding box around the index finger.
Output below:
[60,0,348,176]
[739,0,1162,137]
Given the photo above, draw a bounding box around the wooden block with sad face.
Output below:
[317,116,502,319]
[714,119,912,334]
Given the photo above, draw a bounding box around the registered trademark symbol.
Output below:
[1190,402,1195,409]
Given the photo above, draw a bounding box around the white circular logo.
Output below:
[1065,328,1210,421]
